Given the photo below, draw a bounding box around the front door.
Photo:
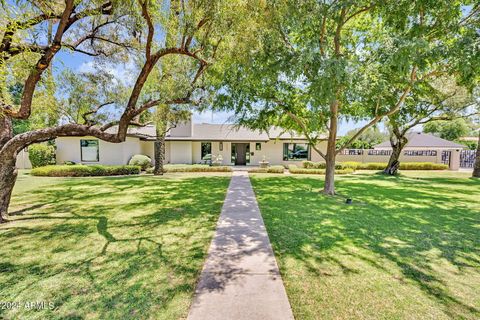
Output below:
[235,143,247,165]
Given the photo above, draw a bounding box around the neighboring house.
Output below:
[55,118,328,166]
[369,132,465,169]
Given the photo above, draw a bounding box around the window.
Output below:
[340,149,363,155]
[256,142,261,151]
[201,142,212,161]
[80,139,99,162]
[283,143,309,161]
[368,150,392,156]
[219,142,223,151]
[404,150,437,156]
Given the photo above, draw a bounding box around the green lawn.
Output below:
[0,171,231,319]
[251,171,480,320]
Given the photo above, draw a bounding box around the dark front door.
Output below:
[235,143,247,165]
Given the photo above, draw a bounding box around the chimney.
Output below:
[169,114,193,137]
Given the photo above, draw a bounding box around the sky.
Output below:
[54,50,371,135]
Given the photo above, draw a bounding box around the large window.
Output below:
[80,139,99,162]
[201,142,212,161]
[283,143,309,161]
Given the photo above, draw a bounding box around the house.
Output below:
[55,118,328,166]
[369,132,465,169]
[16,124,466,170]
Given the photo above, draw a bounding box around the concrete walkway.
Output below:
[188,171,293,320]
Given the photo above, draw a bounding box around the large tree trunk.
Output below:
[383,127,408,175]
[0,112,15,223]
[153,105,168,175]
[0,157,17,223]
[153,133,166,175]
[323,101,338,195]
[473,131,480,178]
[384,144,402,175]
[323,151,336,195]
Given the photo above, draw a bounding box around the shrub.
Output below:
[399,162,448,170]
[347,162,448,170]
[249,165,285,173]
[128,154,152,170]
[362,162,386,170]
[288,165,354,175]
[340,161,361,170]
[28,144,55,168]
[146,164,232,173]
[301,161,345,169]
[31,165,141,177]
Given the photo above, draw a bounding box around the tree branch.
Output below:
[336,66,417,155]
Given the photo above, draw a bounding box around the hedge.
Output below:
[31,165,141,177]
[146,164,232,173]
[248,165,285,173]
[340,161,448,170]
[288,165,354,175]
[302,161,343,170]
[28,144,56,168]
[302,161,448,171]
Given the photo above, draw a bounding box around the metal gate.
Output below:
[460,150,476,168]
[441,151,451,166]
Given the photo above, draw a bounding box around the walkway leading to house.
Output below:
[187,171,293,320]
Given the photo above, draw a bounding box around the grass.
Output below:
[0,170,231,319]
[250,171,480,319]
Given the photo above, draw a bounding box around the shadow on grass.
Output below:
[252,174,480,319]
[0,175,230,319]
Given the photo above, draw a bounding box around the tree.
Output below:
[152,104,191,175]
[423,118,472,141]
[213,0,479,194]
[336,127,387,150]
[0,0,251,222]
[474,130,480,177]
[384,80,477,174]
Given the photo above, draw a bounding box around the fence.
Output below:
[336,149,442,165]
[460,150,476,168]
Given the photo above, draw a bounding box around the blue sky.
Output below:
[53,50,369,135]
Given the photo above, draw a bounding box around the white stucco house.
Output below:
[55,118,326,166]
[16,121,466,170]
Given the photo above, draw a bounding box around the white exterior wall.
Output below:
[169,141,193,164]
[53,137,458,168]
[169,120,192,137]
[16,149,32,169]
[140,141,154,160]
[56,136,142,165]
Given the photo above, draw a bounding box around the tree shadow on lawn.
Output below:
[252,174,480,319]
[0,175,230,319]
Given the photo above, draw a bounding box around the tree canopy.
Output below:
[210,0,480,193]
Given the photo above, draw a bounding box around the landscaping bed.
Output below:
[31,165,141,177]
[146,164,232,173]
[302,160,448,171]
[288,165,354,175]
[248,165,285,174]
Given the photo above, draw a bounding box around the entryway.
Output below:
[232,143,249,165]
